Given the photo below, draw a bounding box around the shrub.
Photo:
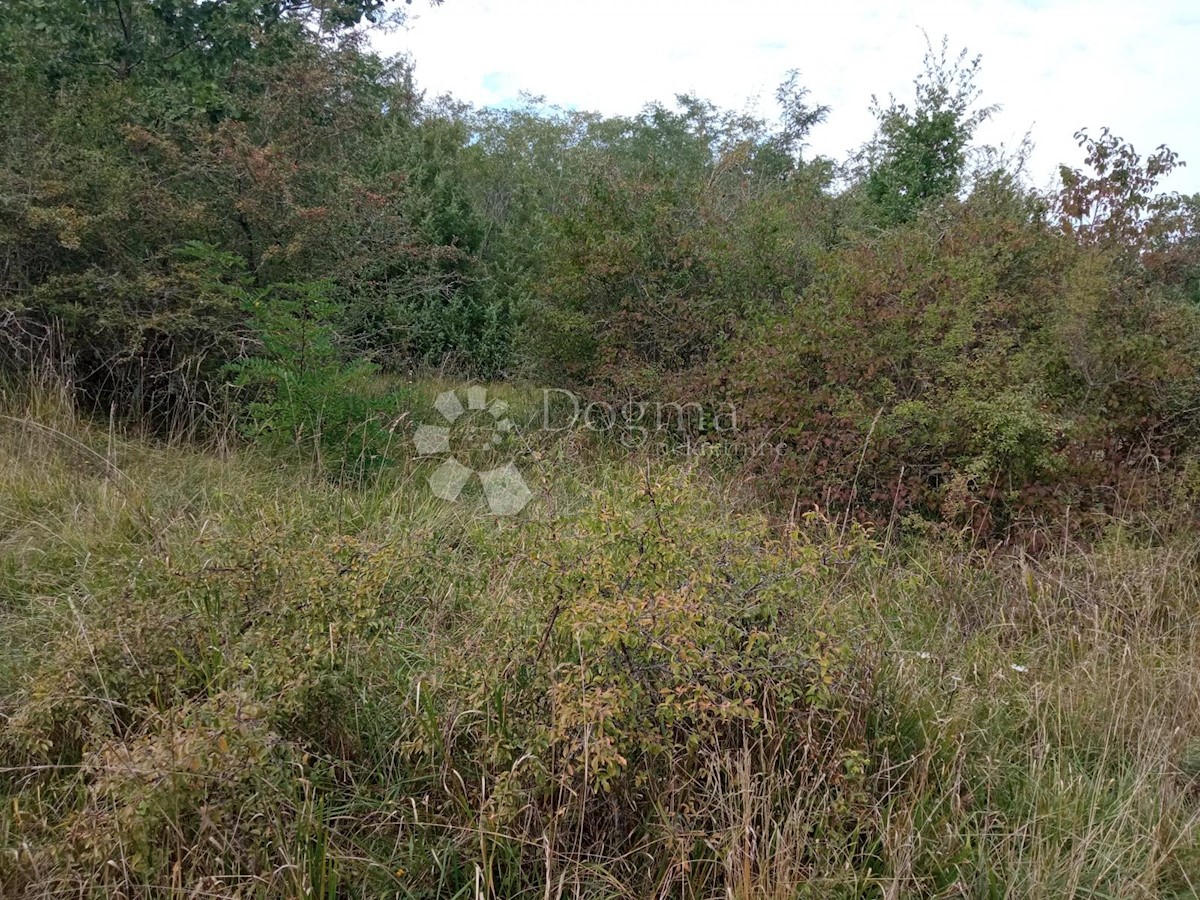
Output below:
[528,95,837,394]
[724,190,1200,534]
[4,242,246,433]
[385,469,882,894]
[228,278,400,476]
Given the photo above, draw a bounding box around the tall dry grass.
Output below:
[0,381,1198,898]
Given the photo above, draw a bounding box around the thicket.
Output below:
[2,8,1198,526]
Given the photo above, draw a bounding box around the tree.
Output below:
[1057,131,1200,305]
[0,0,454,425]
[863,36,997,226]
[1057,128,1186,249]
[773,69,831,162]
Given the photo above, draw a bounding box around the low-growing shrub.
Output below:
[3,408,1198,898]
[384,471,885,894]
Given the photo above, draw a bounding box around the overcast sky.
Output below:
[376,0,1199,195]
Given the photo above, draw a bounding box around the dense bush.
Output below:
[0,0,507,429]
[724,187,1200,532]
[229,277,403,476]
[2,2,1198,526]
[392,472,879,886]
[526,96,838,394]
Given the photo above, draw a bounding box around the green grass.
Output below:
[1,386,1198,898]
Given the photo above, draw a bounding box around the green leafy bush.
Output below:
[522,92,836,394]
[229,279,398,476]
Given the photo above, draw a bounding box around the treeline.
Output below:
[2,2,1199,534]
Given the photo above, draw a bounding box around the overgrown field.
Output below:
[4,1,1200,896]
[2,387,1199,898]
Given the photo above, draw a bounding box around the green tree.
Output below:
[229,276,391,474]
[863,37,997,226]
[1058,131,1199,305]
[1057,128,1185,250]
[0,0,456,412]
[530,89,835,390]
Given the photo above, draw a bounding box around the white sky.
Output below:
[377,0,1199,195]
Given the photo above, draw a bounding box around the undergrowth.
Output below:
[1,389,1198,898]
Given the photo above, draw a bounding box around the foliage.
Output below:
[530,91,838,393]
[2,3,1200,894]
[725,186,1200,532]
[862,37,997,227]
[228,277,397,476]
[1057,127,1187,251]
[415,472,877,866]
[340,110,517,377]
[1,0,1199,533]
[4,241,249,429]
[0,0,495,426]
[1058,130,1200,308]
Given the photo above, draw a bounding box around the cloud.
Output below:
[380,0,1199,194]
